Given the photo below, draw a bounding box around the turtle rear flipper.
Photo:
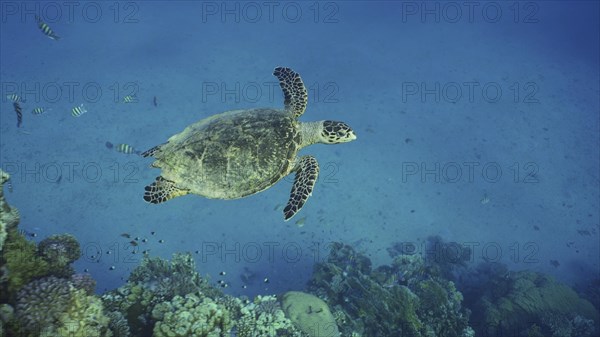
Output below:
[274,67,308,117]
[144,176,189,204]
[283,156,319,220]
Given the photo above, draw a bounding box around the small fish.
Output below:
[18,229,37,237]
[116,143,140,155]
[14,102,22,127]
[71,104,87,117]
[6,179,13,193]
[158,239,165,243]
[129,240,138,247]
[105,141,114,149]
[153,96,158,107]
[109,266,116,270]
[31,107,51,115]
[219,271,226,276]
[123,95,137,103]
[263,278,269,284]
[120,233,131,238]
[151,231,156,235]
[6,94,25,103]
[295,216,306,228]
[35,15,60,40]
[220,283,228,288]
[83,268,89,272]
[141,238,148,243]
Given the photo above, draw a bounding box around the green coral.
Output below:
[309,243,473,337]
[3,229,51,294]
[15,276,111,337]
[0,169,19,253]
[281,291,340,337]
[415,280,471,337]
[152,292,232,337]
[38,233,81,277]
[128,253,219,301]
[473,270,599,337]
[55,288,111,337]
[101,283,156,336]
[102,253,220,335]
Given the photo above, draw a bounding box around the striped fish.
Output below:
[32,107,50,115]
[14,102,22,127]
[6,179,13,193]
[116,143,140,155]
[123,95,137,103]
[71,104,87,117]
[35,15,60,40]
[6,94,25,103]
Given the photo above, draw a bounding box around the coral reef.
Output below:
[309,242,473,337]
[2,229,52,295]
[38,233,81,277]
[2,173,598,337]
[281,291,339,337]
[468,268,599,337]
[0,169,19,253]
[233,295,305,337]
[102,253,220,336]
[151,292,232,337]
[71,273,97,295]
[15,276,111,336]
[106,310,131,337]
[128,252,219,301]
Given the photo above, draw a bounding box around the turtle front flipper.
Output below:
[273,67,308,117]
[144,176,189,204]
[141,143,164,158]
[283,156,319,221]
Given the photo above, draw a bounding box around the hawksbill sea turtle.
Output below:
[141,67,357,220]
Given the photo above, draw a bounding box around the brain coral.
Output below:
[15,276,111,337]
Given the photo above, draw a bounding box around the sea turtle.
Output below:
[142,67,356,220]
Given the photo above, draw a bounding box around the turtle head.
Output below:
[320,120,357,144]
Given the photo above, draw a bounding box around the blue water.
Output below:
[1,0,598,301]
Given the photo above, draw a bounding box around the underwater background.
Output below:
[0,1,598,336]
